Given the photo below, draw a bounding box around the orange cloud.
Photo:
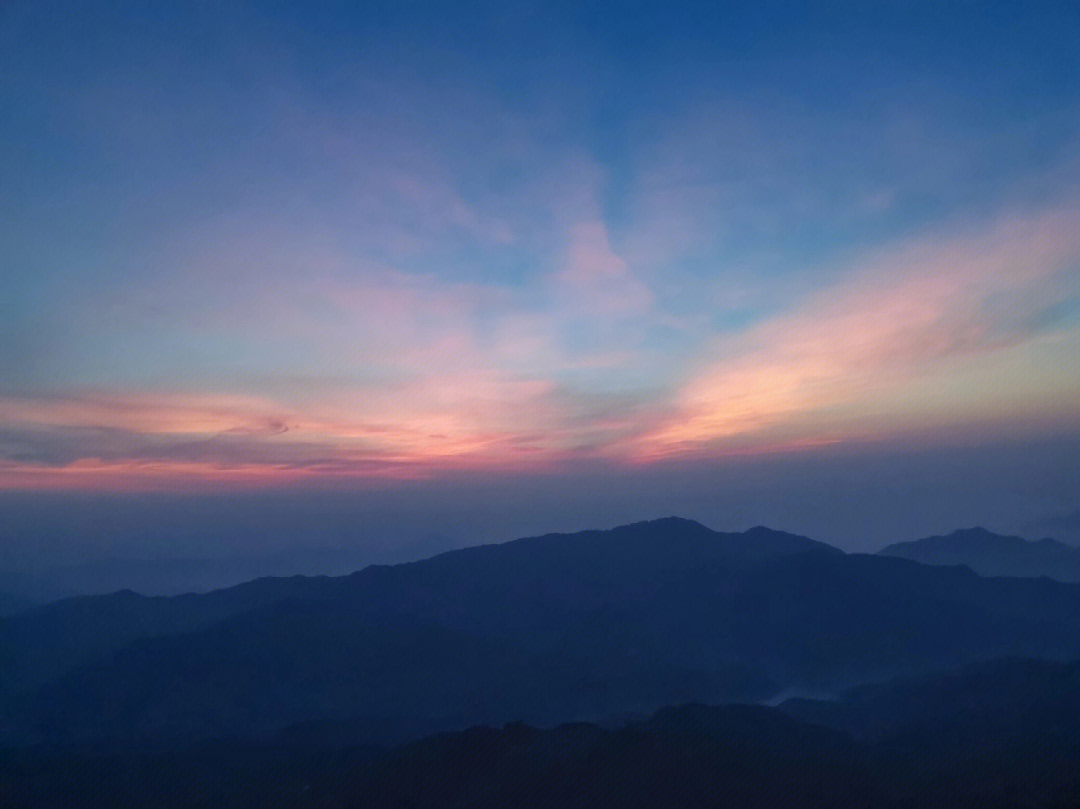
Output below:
[629,204,1080,460]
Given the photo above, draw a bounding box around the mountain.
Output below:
[781,656,1080,740]
[8,665,1080,808]
[0,518,830,695]
[8,518,1080,746]
[879,527,1080,581]
[0,574,349,695]
[6,600,771,746]
[0,706,872,809]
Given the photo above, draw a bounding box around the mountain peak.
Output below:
[948,526,999,539]
[623,516,710,530]
[879,527,1080,582]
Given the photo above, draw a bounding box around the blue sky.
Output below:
[0,1,1078,547]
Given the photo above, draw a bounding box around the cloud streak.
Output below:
[2,197,1077,489]
[630,204,1080,460]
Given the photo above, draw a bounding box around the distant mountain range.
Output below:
[1022,509,1080,544]
[7,517,1080,747]
[879,527,1080,581]
[9,523,1079,605]
[0,592,35,618]
[0,545,381,602]
[0,570,67,616]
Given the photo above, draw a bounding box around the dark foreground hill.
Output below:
[5,659,1080,808]
[782,656,1080,740]
[7,518,1080,746]
[879,527,1080,581]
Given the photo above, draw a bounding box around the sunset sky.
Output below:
[1,2,1079,553]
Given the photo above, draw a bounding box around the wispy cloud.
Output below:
[4,4,1080,492]
[630,203,1080,460]
[3,198,1077,488]
[553,222,654,315]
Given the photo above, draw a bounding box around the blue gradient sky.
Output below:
[1,1,1078,550]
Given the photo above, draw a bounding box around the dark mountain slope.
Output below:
[4,599,772,746]
[687,552,1080,685]
[0,575,346,694]
[11,546,1080,746]
[880,527,1080,581]
[780,656,1080,740]
[8,684,1080,809]
[0,706,875,809]
[9,520,1080,746]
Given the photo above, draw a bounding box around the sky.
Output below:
[1,1,1079,561]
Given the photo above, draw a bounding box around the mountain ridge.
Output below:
[0,519,828,698]
[879,527,1080,581]
[9,659,1080,808]
[9,519,1080,747]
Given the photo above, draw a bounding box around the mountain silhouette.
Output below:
[781,656,1080,739]
[879,527,1080,581]
[7,518,1080,746]
[0,518,829,695]
[8,661,1080,808]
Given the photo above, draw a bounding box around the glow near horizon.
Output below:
[1,2,1079,491]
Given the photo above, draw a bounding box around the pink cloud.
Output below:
[628,203,1080,460]
[5,188,1077,491]
[0,391,291,436]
